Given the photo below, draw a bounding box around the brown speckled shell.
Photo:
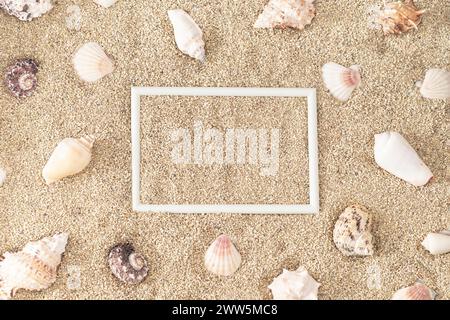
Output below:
[377,0,425,35]
[108,243,149,284]
[4,59,39,98]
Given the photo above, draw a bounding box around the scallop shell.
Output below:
[416,68,450,100]
[72,42,114,82]
[108,243,149,284]
[42,135,95,185]
[421,230,450,255]
[4,59,39,98]
[0,0,53,21]
[322,62,361,102]
[392,282,436,300]
[0,233,68,299]
[93,0,117,8]
[204,235,241,276]
[66,5,82,31]
[333,205,374,256]
[268,266,320,300]
[370,0,425,35]
[254,0,316,30]
[374,132,433,187]
[168,9,206,62]
[0,167,6,187]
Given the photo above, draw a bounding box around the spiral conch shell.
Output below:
[416,68,450,100]
[108,243,149,284]
[204,235,241,276]
[5,58,39,98]
[0,233,68,299]
[421,230,450,255]
[374,132,433,187]
[42,135,95,185]
[254,0,316,30]
[168,9,206,62]
[268,266,320,300]
[392,281,436,300]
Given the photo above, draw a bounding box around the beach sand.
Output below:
[0,0,449,299]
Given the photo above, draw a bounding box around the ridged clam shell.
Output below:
[322,62,361,101]
[421,230,450,255]
[374,132,433,187]
[416,68,450,99]
[42,135,95,185]
[72,42,114,82]
[204,235,241,276]
[392,282,436,300]
[268,266,320,300]
[254,0,316,30]
[93,0,117,8]
[0,233,68,299]
[333,205,374,256]
[168,9,206,62]
[108,243,149,284]
[0,0,53,21]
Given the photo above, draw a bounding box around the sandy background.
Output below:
[0,0,449,300]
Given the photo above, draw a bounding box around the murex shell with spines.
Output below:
[108,243,149,284]
[0,0,53,21]
[4,59,39,98]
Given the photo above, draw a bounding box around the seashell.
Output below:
[72,42,114,82]
[322,62,361,102]
[333,204,374,256]
[4,59,39,98]
[66,5,82,31]
[254,0,316,30]
[374,132,433,187]
[204,234,241,276]
[168,9,206,62]
[416,68,450,100]
[369,0,426,35]
[0,233,68,299]
[108,243,149,284]
[268,266,320,300]
[0,167,6,187]
[93,0,117,8]
[42,135,95,185]
[392,281,436,300]
[421,230,450,255]
[0,0,53,21]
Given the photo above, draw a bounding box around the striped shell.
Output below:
[322,62,361,101]
[204,235,241,276]
[392,282,436,300]
[72,42,114,82]
[416,68,450,99]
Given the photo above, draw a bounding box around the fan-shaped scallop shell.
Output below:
[4,59,39,98]
[204,235,241,276]
[254,0,316,30]
[93,0,117,8]
[0,0,53,21]
[392,282,436,300]
[416,68,450,99]
[322,62,361,101]
[268,266,320,300]
[0,233,68,299]
[72,42,114,82]
[108,243,149,284]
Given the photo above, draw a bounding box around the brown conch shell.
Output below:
[0,233,68,299]
[108,243,149,284]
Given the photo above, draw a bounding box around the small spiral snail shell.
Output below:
[108,243,149,284]
[4,59,39,98]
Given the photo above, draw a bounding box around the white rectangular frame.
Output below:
[131,87,319,214]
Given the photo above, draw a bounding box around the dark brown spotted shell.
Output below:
[5,59,39,98]
[108,243,149,284]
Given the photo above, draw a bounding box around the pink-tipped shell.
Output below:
[204,235,241,276]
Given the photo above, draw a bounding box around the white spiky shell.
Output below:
[168,9,206,62]
[421,230,450,255]
[392,282,436,300]
[322,62,361,101]
[93,0,117,8]
[333,205,374,256]
[204,235,241,276]
[0,233,68,299]
[254,0,316,29]
[416,68,450,99]
[268,266,320,300]
[374,132,433,187]
[42,135,95,185]
[72,42,114,82]
[0,0,53,21]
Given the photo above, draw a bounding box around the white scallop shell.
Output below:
[0,233,68,299]
[322,62,361,101]
[416,68,450,99]
[42,135,95,185]
[168,9,206,62]
[268,266,320,300]
[93,0,117,8]
[392,282,436,300]
[72,42,114,82]
[421,230,450,255]
[0,167,6,187]
[374,132,433,187]
[254,0,316,29]
[333,205,374,256]
[204,235,241,276]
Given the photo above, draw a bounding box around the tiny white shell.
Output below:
[0,167,6,187]
[268,266,320,300]
[254,0,316,30]
[374,132,433,187]
[72,42,114,82]
[93,0,117,8]
[322,62,361,101]
[168,9,206,62]
[392,282,436,300]
[204,235,241,276]
[416,68,450,99]
[421,230,450,255]
[66,5,82,31]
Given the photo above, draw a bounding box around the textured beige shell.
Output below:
[0,167,6,187]
[93,0,117,8]
[416,68,450,99]
[204,235,241,276]
[72,42,114,82]
[268,266,320,300]
[42,135,95,184]
[0,0,53,21]
[373,0,425,35]
[0,233,68,299]
[374,132,433,187]
[421,230,450,255]
[392,282,436,300]
[254,0,316,30]
[168,9,205,62]
[322,62,361,101]
[333,205,374,256]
